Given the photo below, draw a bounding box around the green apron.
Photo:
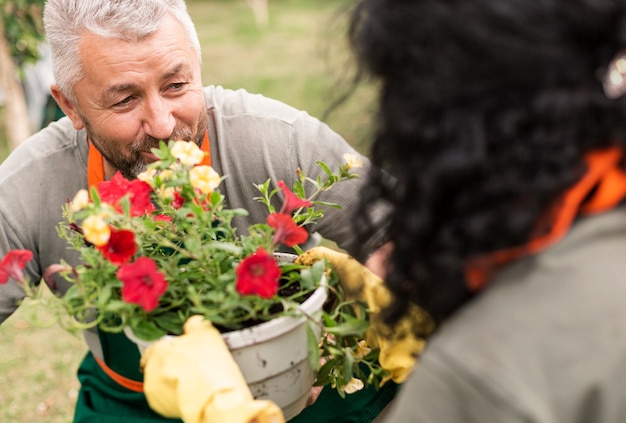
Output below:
[73,330,398,422]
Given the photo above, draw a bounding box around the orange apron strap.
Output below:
[87,131,211,188]
[94,356,144,392]
[87,142,105,190]
[200,130,212,167]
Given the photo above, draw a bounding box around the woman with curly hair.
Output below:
[350,0,626,421]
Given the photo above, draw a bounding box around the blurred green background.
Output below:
[0,0,375,422]
[0,0,376,159]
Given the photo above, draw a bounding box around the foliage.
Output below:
[1,0,45,70]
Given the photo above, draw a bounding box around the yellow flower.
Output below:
[137,168,157,183]
[354,340,372,359]
[189,165,221,194]
[160,169,175,181]
[343,153,363,170]
[70,189,89,212]
[158,186,176,200]
[171,140,205,166]
[82,214,111,247]
[340,377,364,394]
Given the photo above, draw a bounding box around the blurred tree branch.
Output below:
[0,0,45,150]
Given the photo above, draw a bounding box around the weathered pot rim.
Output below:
[221,276,328,350]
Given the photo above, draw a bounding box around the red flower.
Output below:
[278,180,312,214]
[154,214,172,223]
[96,228,137,265]
[117,257,168,312]
[267,213,309,247]
[192,189,212,211]
[0,250,33,284]
[235,248,280,298]
[97,172,155,216]
[170,191,185,209]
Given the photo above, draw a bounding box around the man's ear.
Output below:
[50,84,85,130]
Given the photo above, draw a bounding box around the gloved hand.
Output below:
[296,246,434,384]
[140,315,285,423]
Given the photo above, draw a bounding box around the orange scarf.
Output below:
[466,147,626,291]
[87,131,212,187]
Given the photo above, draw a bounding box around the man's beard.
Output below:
[85,111,208,179]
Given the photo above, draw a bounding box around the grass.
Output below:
[191,0,377,153]
[0,292,86,423]
[0,1,375,421]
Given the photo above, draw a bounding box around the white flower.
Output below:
[158,186,176,200]
[189,165,221,194]
[171,141,205,166]
[70,189,90,212]
[343,153,363,170]
[137,168,157,183]
[340,377,364,394]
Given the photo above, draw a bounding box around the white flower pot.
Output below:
[124,253,328,420]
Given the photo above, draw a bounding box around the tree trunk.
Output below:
[0,16,32,151]
[248,0,269,27]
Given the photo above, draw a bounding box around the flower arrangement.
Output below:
[0,141,389,395]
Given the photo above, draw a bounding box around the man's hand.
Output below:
[296,246,434,383]
[140,315,284,423]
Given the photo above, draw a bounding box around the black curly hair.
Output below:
[349,0,626,332]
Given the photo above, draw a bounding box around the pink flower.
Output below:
[96,228,137,265]
[43,264,72,291]
[267,213,309,247]
[0,250,33,284]
[278,180,312,214]
[97,172,155,216]
[117,257,168,312]
[235,248,280,298]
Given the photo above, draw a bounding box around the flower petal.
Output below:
[0,250,33,284]
[278,180,312,214]
[96,228,137,265]
[117,257,168,312]
[235,248,280,298]
[267,213,309,247]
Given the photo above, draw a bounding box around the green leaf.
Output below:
[342,350,355,385]
[314,359,335,386]
[316,161,334,178]
[324,315,370,336]
[129,319,166,341]
[306,325,321,371]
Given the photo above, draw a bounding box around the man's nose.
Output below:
[142,96,176,140]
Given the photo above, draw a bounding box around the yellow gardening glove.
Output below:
[140,315,284,423]
[296,246,435,384]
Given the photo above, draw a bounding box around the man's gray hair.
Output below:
[43,0,202,104]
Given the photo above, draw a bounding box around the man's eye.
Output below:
[169,82,186,90]
[114,96,133,107]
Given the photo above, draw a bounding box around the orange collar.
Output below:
[466,147,626,291]
[87,132,212,188]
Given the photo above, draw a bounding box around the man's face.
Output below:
[57,14,207,179]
